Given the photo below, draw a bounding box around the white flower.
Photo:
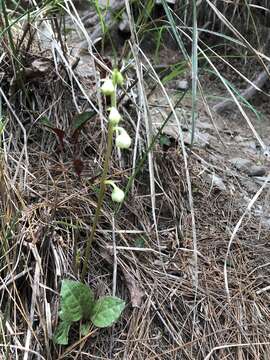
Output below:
[115,127,132,149]
[105,180,125,203]
[101,78,115,96]
[111,186,125,203]
[109,107,121,125]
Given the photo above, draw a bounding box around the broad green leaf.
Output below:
[59,280,94,322]
[159,134,171,147]
[73,111,95,130]
[90,296,125,328]
[80,321,91,336]
[53,321,71,345]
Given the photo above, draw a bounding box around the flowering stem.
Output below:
[81,91,116,280]
[110,85,117,107]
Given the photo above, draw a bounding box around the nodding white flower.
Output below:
[109,107,121,125]
[105,180,125,203]
[101,78,115,96]
[111,186,125,203]
[115,127,132,149]
[112,69,124,86]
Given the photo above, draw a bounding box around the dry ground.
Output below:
[1,5,270,360]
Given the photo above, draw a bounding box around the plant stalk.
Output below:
[81,90,116,279]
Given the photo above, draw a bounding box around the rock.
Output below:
[183,130,211,149]
[248,165,267,177]
[233,135,244,142]
[230,158,266,177]
[263,147,270,160]
[196,119,219,131]
[242,180,259,193]
[176,79,189,91]
[31,59,51,73]
[229,158,253,172]
[206,174,226,191]
[253,176,270,187]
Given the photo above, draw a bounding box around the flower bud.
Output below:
[115,127,131,149]
[109,107,121,125]
[112,69,124,86]
[105,180,125,203]
[111,186,125,203]
[101,78,115,96]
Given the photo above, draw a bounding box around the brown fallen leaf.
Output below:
[121,269,144,308]
[100,249,144,308]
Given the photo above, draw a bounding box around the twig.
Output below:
[204,342,270,360]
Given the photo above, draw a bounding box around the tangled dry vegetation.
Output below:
[1,1,270,359]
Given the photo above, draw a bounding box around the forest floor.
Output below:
[1,5,270,360]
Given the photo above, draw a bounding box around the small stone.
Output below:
[263,148,270,160]
[206,174,226,191]
[248,165,266,177]
[229,158,253,172]
[233,135,244,142]
[243,180,259,193]
[31,59,51,73]
[184,130,210,148]
[253,176,270,187]
[176,79,189,91]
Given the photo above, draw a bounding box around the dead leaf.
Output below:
[122,270,144,308]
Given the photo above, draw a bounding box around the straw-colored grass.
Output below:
[1,0,270,358]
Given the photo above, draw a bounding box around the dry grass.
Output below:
[1,1,270,359]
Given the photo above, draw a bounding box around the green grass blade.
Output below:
[191,0,198,145]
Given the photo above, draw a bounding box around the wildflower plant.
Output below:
[53,70,129,345]
[53,280,125,345]
[81,68,131,279]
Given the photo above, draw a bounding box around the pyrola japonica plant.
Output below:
[81,68,131,278]
[54,69,129,345]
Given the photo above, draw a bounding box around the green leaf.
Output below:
[135,236,145,248]
[39,116,52,128]
[53,321,71,345]
[80,321,91,336]
[73,111,95,131]
[59,280,94,323]
[90,296,125,328]
[159,134,171,147]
